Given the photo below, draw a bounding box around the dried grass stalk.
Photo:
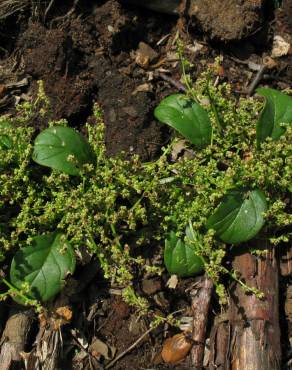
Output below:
[0,0,30,19]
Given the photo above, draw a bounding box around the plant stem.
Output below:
[130,142,174,212]
[206,80,225,131]
[222,267,264,298]
[177,42,198,103]
[1,278,40,306]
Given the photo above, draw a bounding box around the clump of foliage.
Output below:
[154,48,291,301]
[0,64,291,309]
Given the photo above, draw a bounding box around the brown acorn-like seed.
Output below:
[161,332,192,364]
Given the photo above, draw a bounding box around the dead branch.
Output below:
[190,275,214,369]
[210,244,281,370]
[0,0,29,20]
[158,72,187,93]
[0,308,35,370]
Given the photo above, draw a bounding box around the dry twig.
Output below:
[0,0,29,19]
[44,0,55,22]
[158,72,187,93]
[247,64,266,96]
[190,275,214,369]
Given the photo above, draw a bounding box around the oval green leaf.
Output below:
[32,126,95,175]
[256,88,292,145]
[206,189,267,244]
[10,232,76,303]
[154,94,212,149]
[164,231,204,277]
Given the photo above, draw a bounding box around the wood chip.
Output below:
[271,35,291,58]
[166,274,178,289]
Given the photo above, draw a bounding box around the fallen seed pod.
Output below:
[161,332,192,363]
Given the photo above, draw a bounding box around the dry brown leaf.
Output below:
[56,306,73,322]
[132,83,152,95]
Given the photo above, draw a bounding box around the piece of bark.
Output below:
[209,313,230,370]
[0,308,35,370]
[279,244,292,277]
[210,245,281,370]
[190,275,213,369]
[27,323,61,370]
[230,249,281,369]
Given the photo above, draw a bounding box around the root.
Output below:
[0,0,30,20]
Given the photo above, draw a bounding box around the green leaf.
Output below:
[154,94,212,148]
[164,230,204,277]
[10,232,76,303]
[206,189,267,244]
[0,121,13,149]
[32,126,95,175]
[256,88,292,145]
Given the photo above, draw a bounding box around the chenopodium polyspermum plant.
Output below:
[154,64,292,299]
[0,101,186,309]
[0,69,291,309]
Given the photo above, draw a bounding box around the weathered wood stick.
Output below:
[190,275,214,369]
[229,249,281,370]
[209,245,281,370]
[0,308,35,370]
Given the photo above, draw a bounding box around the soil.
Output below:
[0,0,291,369]
[188,0,267,40]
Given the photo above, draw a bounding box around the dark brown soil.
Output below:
[8,0,174,160]
[0,0,291,369]
[189,0,266,40]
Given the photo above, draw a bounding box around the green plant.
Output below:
[10,232,75,303]
[206,189,267,244]
[256,87,292,145]
[33,126,95,176]
[0,63,291,311]
[164,225,204,277]
[154,94,212,148]
[0,121,13,149]
[154,46,291,298]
